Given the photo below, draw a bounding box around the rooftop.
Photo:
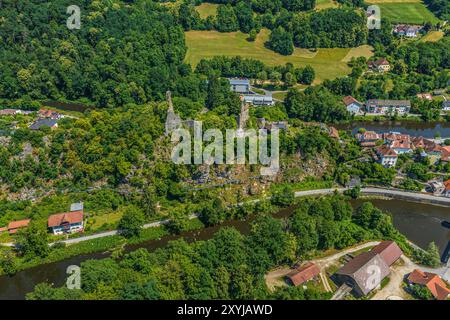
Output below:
[29,118,58,130]
[408,269,450,300]
[48,210,83,228]
[367,99,411,107]
[229,78,250,85]
[287,262,320,286]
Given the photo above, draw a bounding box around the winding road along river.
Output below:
[0,197,449,300]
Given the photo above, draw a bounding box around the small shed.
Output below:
[287,262,320,286]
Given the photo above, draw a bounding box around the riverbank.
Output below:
[334,120,450,138]
[1,187,449,277]
[0,195,448,299]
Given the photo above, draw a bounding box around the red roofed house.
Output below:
[6,219,31,235]
[368,58,390,73]
[441,146,450,163]
[376,145,398,168]
[444,179,450,198]
[407,269,450,300]
[287,262,320,287]
[355,131,381,147]
[343,96,363,115]
[48,211,84,235]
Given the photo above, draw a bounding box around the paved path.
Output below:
[295,187,450,206]
[56,214,197,246]
[2,187,448,248]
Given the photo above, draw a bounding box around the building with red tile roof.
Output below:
[356,131,381,147]
[444,179,450,197]
[376,145,398,168]
[368,58,390,73]
[287,262,320,286]
[407,269,450,300]
[342,96,363,114]
[7,219,31,234]
[48,210,84,235]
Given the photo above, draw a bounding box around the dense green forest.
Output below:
[0,0,188,107]
[26,196,409,300]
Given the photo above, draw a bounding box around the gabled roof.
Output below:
[336,251,390,295]
[370,241,403,266]
[29,118,58,130]
[287,262,320,286]
[371,58,389,66]
[356,131,380,141]
[229,78,250,85]
[444,179,450,191]
[367,100,411,107]
[391,139,412,150]
[343,96,362,106]
[7,219,31,234]
[8,219,31,230]
[377,145,397,157]
[48,210,83,228]
[408,269,450,300]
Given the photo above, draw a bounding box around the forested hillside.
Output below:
[0,0,186,107]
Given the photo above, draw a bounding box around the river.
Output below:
[0,199,448,300]
[42,101,92,113]
[335,121,450,138]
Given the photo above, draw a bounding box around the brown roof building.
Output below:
[334,241,403,297]
[371,241,403,266]
[407,269,450,300]
[7,219,31,234]
[287,262,320,286]
[48,210,84,235]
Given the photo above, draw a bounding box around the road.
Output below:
[294,187,450,206]
[1,187,448,248]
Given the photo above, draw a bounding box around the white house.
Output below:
[442,101,450,112]
[366,100,411,115]
[343,96,363,115]
[242,94,274,106]
[48,211,84,235]
[377,145,398,168]
[229,78,251,94]
[393,24,423,38]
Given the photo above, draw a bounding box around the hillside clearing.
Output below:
[368,2,440,24]
[316,0,339,10]
[420,31,445,42]
[185,29,373,84]
[195,3,218,19]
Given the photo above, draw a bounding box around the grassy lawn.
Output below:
[195,3,219,19]
[420,30,445,42]
[272,91,288,101]
[185,29,373,84]
[315,0,339,10]
[368,2,440,24]
[367,0,421,3]
[88,210,123,230]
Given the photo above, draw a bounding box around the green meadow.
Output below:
[185,29,373,84]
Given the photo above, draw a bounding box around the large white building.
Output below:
[229,78,251,94]
[242,94,274,106]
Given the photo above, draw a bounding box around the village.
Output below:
[353,127,450,197]
[266,240,450,300]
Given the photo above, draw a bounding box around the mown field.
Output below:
[315,0,339,10]
[185,29,373,84]
[367,2,440,24]
[195,3,218,19]
[420,30,445,42]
